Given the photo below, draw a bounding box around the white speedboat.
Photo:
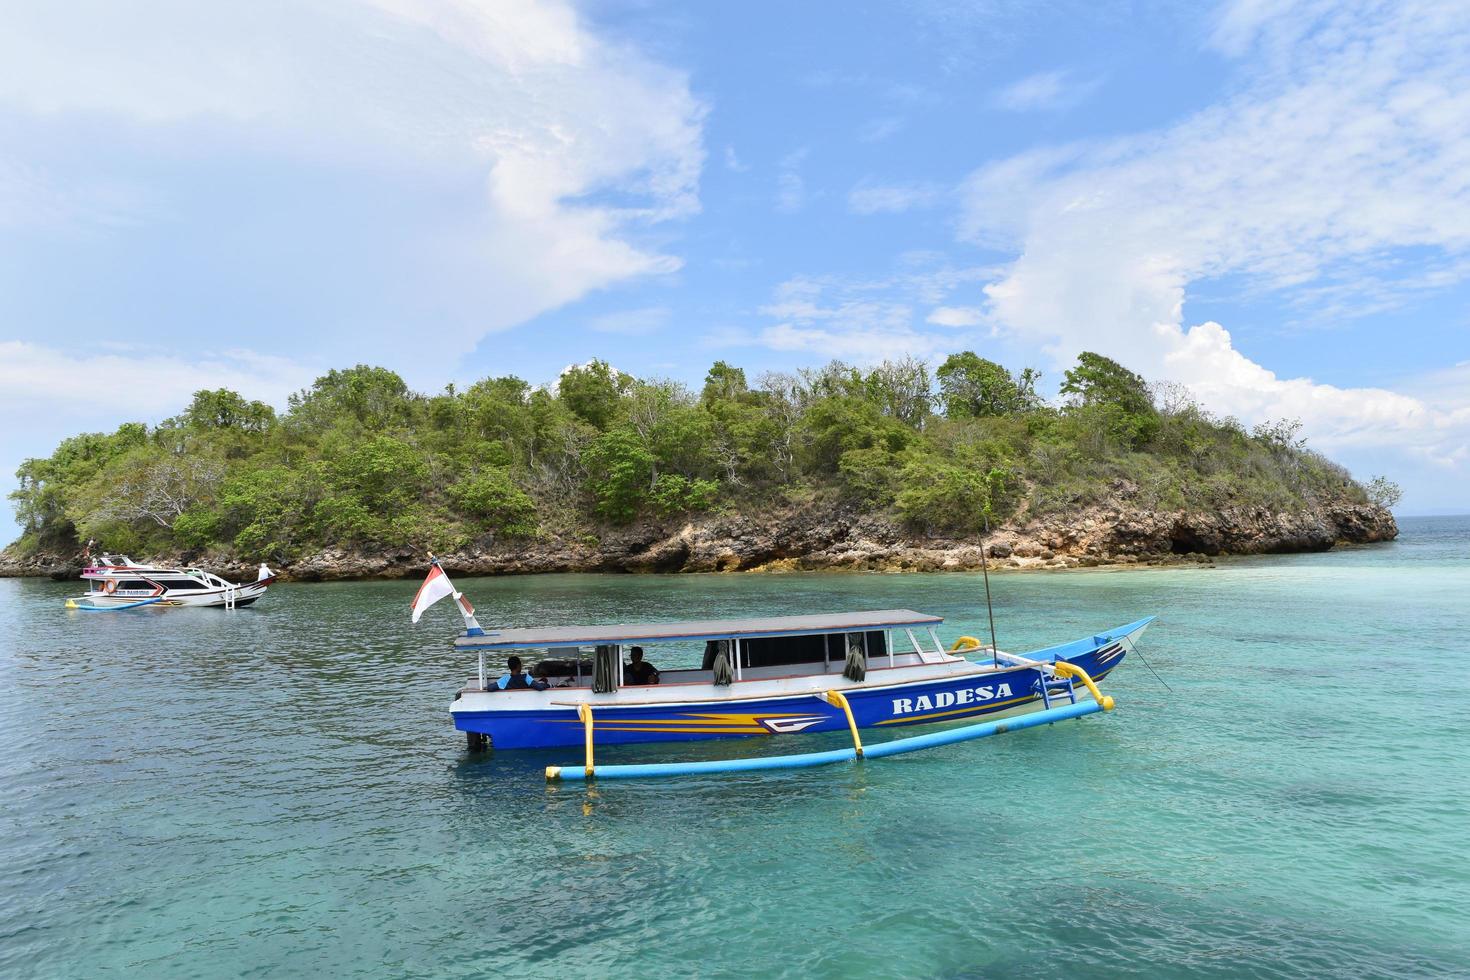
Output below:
[66,555,275,611]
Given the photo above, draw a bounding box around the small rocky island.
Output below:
[3,353,1398,580]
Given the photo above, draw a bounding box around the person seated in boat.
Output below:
[623,646,660,686]
[497,656,549,692]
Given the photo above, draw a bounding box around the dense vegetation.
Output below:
[8,352,1396,561]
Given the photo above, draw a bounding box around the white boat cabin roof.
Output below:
[455,608,943,651]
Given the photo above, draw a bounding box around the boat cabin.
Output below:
[83,559,235,597]
[454,609,969,693]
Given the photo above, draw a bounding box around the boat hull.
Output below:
[69,580,273,609]
[451,622,1140,750]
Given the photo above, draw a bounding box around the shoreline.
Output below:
[1,499,1398,582]
[2,549,1231,581]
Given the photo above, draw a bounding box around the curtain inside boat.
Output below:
[593,644,619,693]
[843,632,866,682]
[712,639,734,686]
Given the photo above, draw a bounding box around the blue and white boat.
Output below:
[446,607,1155,752]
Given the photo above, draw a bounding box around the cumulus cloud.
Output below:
[0,0,706,351]
[961,0,1470,470]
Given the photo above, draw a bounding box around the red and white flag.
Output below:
[410,560,485,634]
[410,564,455,623]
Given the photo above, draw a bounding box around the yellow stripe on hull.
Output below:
[873,693,1038,725]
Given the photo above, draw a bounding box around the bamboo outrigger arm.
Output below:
[1050,661,1114,711]
[820,690,863,758]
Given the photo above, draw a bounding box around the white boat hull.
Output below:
[71,579,273,608]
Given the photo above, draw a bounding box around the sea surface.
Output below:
[2,516,1468,978]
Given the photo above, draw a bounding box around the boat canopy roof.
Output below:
[454,609,943,651]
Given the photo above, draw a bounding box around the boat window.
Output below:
[165,580,208,591]
[742,631,887,669]
[113,579,154,591]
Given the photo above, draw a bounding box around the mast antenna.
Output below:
[979,510,999,654]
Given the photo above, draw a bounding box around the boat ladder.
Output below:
[224,587,237,610]
[1038,672,1078,709]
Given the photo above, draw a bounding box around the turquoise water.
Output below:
[2,517,1468,978]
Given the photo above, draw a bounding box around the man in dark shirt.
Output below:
[624,646,660,685]
[498,655,549,691]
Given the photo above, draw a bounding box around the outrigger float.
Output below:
[65,554,275,611]
[417,560,1155,782]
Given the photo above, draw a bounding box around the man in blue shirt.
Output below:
[498,655,549,691]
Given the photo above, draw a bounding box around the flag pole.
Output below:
[428,552,485,637]
[424,552,487,688]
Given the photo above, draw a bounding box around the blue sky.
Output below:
[2,0,1468,523]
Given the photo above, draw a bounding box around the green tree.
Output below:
[558,360,632,430]
[649,474,719,516]
[1060,352,1151,413]
[288,365,413,431]
[802,396,911,473]
[217,466,311,555]
[1059,352,1158,447]
[894,458,1017,533]
[584,428,655,522]
[326,436,429,514]
[936,352,1039,418]
[448,469,538,536]
[181,389,276,433]
[838,445,901,504]
[1365,475,1403,509]
[701,361,748,404]
[865,356,933,429]
[10,424,152,548]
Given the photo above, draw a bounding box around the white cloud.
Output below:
[848,180,943,215]
[733,264,998,362]
[926,306,986,328]
[960,0,1470,479]
[724,145,749,172]
[0,0,706,352]
[0,342,314,417]
[992,69,1100,112]
[749,276,932,361]
[588,306,670,336]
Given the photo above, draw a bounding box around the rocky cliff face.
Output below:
[2,496,1399,581]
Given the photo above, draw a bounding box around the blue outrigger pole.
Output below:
[64,596,165,612]
[547,695,1109,781]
